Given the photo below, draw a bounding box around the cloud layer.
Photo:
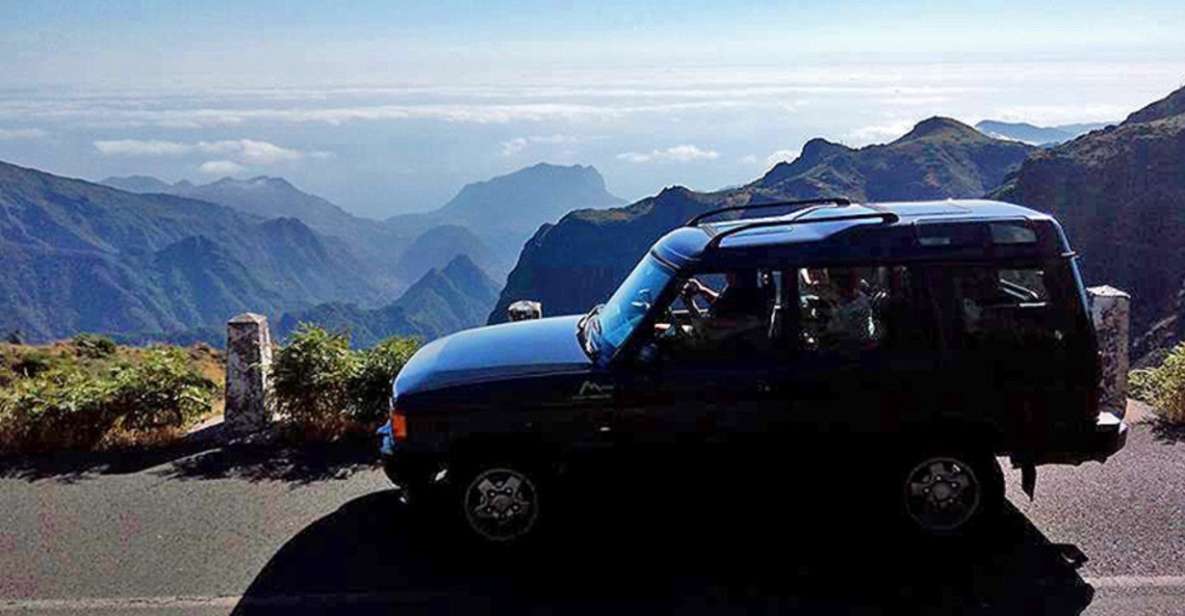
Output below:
[93,138,331,165]
[617,144,719,164]
[0,128,46,140]
[198,160,247,175]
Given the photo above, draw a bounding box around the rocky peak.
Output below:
[1123,85,1185,125]
[893,117,984,144]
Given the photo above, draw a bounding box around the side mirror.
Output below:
[507,300,543,321]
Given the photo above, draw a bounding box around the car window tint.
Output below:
[796,265,926,356]
[990,222,1038,245]
[950,266,1060,348]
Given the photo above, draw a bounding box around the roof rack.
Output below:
[705,210,900,250]
[685,197,852,226]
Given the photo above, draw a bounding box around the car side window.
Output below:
[795,265,929,356]
[949,266,1060,349]
[654,268,780,362]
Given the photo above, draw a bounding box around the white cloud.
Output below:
[0,127,47,140]
[988,103,1127,125]
[765,148,801,167]
[846,120,916,144]
[617,144,719,163]
[198,160,247,176]
[499,134,585,156]
[93,139,331,165]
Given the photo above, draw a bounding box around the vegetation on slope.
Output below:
[0,335,223,453]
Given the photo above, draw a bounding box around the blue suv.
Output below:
[379,198,1127,543]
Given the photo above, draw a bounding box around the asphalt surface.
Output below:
[1,414,1182,615]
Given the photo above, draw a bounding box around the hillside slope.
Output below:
[992,85,1185,360]
[0,161,384,342]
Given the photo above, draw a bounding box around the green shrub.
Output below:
[348,336,420,422]
[108,346,216,430]
[11,350,54,379]
[271,325,358,432]
[1129,342,1185,423]
[72,333,117,359]
[0,346,216,453]
[0,365,112,451]
[271,325,420,436]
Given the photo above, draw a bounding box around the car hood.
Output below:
[394,315,592,397]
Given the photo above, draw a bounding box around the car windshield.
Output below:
[583,255,673,357]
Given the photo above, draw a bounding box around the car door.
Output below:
[769,264,942,455]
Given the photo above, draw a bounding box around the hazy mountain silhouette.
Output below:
[1,161,384,342]
[277,255,500,347]
[975,120,1111,145]
[387,163,624,276]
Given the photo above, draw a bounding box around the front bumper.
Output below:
[376,421,441,490]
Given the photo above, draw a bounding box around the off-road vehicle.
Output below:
[378,198,1127,543]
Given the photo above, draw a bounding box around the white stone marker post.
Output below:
[225,313,274,437]
[1087,286,1131,418]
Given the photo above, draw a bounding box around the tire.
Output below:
[897,447,1003,540]
[451,457,547,546]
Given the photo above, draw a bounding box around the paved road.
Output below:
[1,416,1182,615]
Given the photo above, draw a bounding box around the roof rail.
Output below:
[685,197,852,226]
[705,210,900,250]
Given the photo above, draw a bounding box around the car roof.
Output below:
[651,199,1070,270]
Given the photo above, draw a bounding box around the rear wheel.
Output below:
[899,449,1003,539]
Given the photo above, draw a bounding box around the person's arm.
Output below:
[680,279,717,325]
[683,279,719,305]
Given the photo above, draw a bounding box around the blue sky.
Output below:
[1,1,1183,216]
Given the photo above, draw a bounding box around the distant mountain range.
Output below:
[1,162,382,342]
[974,120,1111,145]
[491,117,1033,322]
[387,163,625,276]
[991,85,1185,363]
[101,174,412,290]
[103,163,623,287]
[0,161,622,346]
[276,255,500,347]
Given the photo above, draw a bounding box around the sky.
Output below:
[1,0,1183,218]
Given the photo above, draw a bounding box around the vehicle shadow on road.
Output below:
[1150,418,1185,444]
[231,487,1095,615]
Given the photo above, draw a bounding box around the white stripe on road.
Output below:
[3,577,1185,610]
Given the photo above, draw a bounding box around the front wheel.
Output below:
[899,449,1003,539]
[454,460,545,545]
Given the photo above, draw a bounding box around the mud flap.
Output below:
[1021,463,1037,500]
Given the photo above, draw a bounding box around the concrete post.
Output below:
[224,313,274,436]
[1088,286,1131,418]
